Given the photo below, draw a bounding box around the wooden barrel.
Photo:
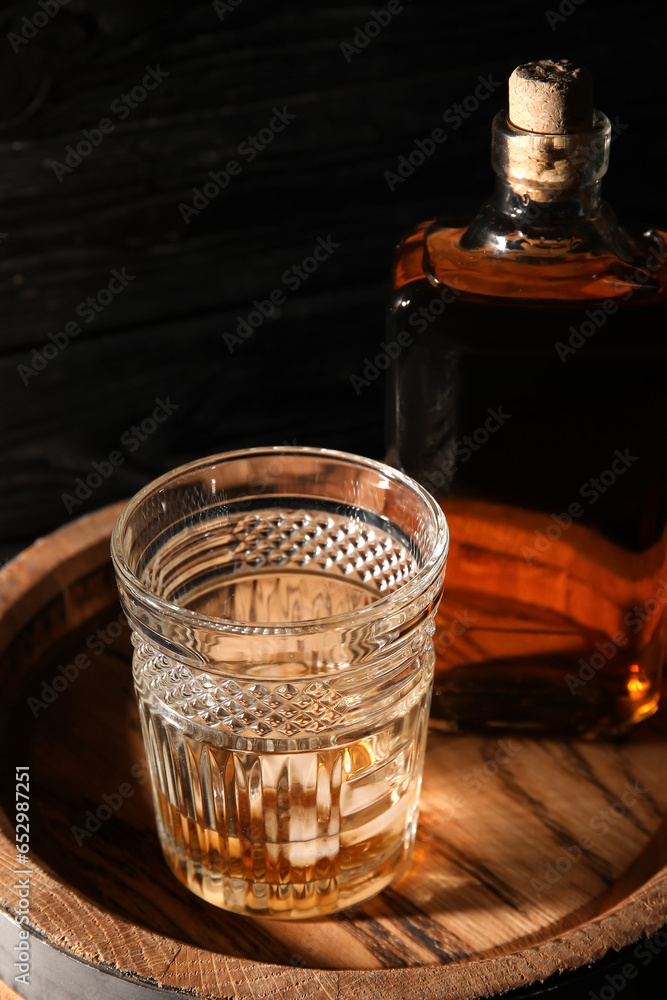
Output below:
[1,504,666,999]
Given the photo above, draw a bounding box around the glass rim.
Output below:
[110,445,449,635]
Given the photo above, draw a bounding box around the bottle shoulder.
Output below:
[390,216,667,305]
[391,221,432,290]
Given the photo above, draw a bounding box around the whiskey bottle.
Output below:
[386,59,667,737]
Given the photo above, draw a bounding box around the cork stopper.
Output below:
[496,58,605,201]
[508,59,593,134]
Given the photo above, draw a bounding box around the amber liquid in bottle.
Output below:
[386,82,667,737]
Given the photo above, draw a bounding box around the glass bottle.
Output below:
[385,59,667,737]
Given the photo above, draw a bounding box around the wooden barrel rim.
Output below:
[0,502,666,1000]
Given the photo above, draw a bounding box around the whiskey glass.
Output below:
[111,447,448,918]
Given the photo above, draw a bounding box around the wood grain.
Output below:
[0,504,666,998]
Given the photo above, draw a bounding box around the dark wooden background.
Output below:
[1,0,665,562]
[0,2,666,994]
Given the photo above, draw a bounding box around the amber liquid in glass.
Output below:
[387,222,667,736]
[151,735,422,919]
[135,568,431,918]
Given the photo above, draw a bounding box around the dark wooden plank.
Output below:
[1,0,665,557]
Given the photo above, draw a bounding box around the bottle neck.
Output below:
[490,109,611,221]
[492,176,603,222]
[458,110,622,254]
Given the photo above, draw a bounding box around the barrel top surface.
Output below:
[0,504,666,1000]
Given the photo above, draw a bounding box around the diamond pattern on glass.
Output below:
[132,635,348,738]
[160,509,419,595]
